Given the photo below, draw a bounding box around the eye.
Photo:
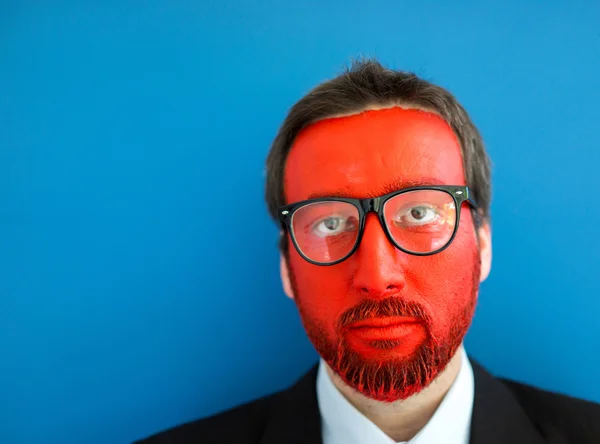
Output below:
[312,216,356,238]
[395,205,439,226]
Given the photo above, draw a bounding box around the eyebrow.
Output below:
[307,177,447,200]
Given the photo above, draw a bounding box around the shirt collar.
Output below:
[316,347,475,444]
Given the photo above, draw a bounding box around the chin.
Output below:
[325,332,463,402]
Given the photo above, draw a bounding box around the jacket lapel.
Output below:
[469,359,547,444]
[259,364,322,444]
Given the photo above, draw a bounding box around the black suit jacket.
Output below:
[136,360,600,444]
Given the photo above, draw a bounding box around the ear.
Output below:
[280,253,295,300]
[477,220,492,283]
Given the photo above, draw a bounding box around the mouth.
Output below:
[348,316,421,329]
[345,316,423,342]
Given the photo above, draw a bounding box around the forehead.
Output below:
[284,107,466,203]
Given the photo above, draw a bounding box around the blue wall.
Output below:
[2,2,599,443]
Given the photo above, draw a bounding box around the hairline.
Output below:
[298,102,444,128]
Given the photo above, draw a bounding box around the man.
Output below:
[137,59,600,443]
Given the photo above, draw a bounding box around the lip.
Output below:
[345,316,422,341]
[348,316,421,329]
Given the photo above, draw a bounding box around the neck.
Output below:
[324,346,465,442]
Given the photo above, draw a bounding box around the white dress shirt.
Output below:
[316,348,475,444]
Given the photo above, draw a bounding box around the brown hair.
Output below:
[265,58,491,251]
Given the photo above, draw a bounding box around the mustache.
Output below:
[338,297,432,329]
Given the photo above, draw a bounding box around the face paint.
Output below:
[283,107,481,402]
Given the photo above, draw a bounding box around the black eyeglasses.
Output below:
[278,185,477,266]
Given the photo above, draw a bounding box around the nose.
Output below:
[351,213,407,299]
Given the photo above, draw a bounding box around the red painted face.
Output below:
[283,107,481,402]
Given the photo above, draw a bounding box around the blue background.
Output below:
[2,1,599,443]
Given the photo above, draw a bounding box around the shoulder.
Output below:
[133,363,321,444]
[501,378,600,441]
[134,395,276,444]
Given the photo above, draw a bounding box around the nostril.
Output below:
[355,283,403,297]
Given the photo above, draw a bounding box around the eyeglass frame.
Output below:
[278,185,478,266]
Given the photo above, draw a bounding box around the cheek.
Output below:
[407,216,480,329]
[289,250,357,331]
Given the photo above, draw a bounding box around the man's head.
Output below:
[265,59,492,402]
